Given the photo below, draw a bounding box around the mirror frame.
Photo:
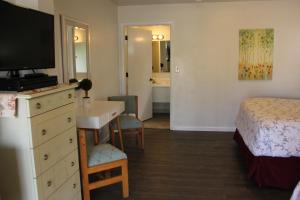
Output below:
[60,15,91,83]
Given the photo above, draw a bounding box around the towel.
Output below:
[0,94,17,117]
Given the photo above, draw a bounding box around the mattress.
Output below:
[235,98,300,157]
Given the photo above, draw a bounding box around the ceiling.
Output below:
[113,0,273,6]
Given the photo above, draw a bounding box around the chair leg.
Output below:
[93,129,99,145]
[109,122,115,146]
[116,117,124,151]
[121,160,129,198]
[140,126,144,150]
[136,133,140,147]
[79,129,91,200]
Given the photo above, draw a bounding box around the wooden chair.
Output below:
[78,129,129,200]
[108,96,144,151]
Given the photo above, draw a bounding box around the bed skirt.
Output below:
[233,129,300,189]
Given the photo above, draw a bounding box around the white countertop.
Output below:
[152,83,170,87]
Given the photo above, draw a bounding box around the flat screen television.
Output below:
[0,1,55,72]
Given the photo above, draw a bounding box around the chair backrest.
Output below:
[108,96,138,117]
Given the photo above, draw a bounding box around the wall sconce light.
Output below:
[152,35,158,40]
[158,34,164,40]
[74,35,79,41]
[152,34,164,40]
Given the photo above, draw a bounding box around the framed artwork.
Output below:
[239,29,274,80]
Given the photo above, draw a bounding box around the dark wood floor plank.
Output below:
[92,129,292,200]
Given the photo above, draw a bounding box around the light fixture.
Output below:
[158,34,164,40]
[152,35,158,40]
[74,35,79,41]
[152,34,164,40]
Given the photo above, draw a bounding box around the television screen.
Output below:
[0,1,55,71]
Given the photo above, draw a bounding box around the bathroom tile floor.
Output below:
[143,113,170,129]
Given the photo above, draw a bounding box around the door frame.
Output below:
[118,22,175,130]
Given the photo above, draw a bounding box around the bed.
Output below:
[234,97,300,189]
[291,181,300,200]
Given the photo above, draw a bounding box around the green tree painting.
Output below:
[239,29,274,80]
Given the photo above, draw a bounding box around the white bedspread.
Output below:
[291,181,300,200]
[235,98,300,157]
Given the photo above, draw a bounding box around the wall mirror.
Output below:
[61,16,90,82]
[152,41,170,73]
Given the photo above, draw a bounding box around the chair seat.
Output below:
[117,115,143,129]
[88,143,127,167]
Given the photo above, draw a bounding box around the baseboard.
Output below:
[170,126,236,132]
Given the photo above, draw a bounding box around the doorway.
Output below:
[122,25,171,129]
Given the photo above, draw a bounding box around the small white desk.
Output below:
[76,100,124,129]
[76,100,125,146]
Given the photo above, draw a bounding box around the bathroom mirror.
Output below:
[152,41,170,73]
[61,16,90,83]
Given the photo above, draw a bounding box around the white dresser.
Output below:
[0,85,81,200]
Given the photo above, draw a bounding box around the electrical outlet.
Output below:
[175,66,180,73]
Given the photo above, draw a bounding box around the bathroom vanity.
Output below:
[152,73,170,113]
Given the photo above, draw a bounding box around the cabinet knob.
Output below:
[36,103,41,109]
[68,93,72,99]
[67,117,72,123]
[47,181,52,187]
[69,138,73,144]
[42,129,47,136]
[71,161,75,167]
[73,183,76,189]
[44,154,49,161]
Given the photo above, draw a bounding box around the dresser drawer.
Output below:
[33,127,77,176]
[28,89,75,117]
[72,192,82,200]
[48,171,81,200]
[30,103,75,148]
[36,150,79,199]
[64,150,79,177]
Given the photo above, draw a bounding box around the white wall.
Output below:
[118,0,300,131]
[54,0,120,99]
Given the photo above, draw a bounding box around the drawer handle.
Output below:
[47,181,52,187]
[44,154,49,161]
[69,138,73,144]
[112,112,117,117]
[73,183,76,189]
[71,161,75,167]
[41,129,47,136]
[67,117,72,123]
[68,93,72,99]
[36,103,41,109]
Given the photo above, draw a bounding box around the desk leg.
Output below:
[79,129,91,200]
[116,116,124,151]
[93,129,99,145]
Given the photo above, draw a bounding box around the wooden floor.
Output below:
[91,129,292,200]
